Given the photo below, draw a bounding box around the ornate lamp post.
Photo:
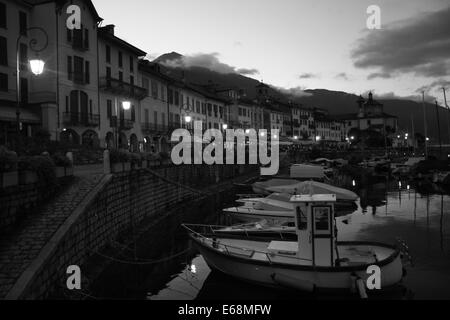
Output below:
[16,27,48,138]
[114,99,131,149]
[180,103,192,129]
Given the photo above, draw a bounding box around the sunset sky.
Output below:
[92,0,450,104]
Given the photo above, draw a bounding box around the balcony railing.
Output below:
[63,112,100,127]
[109,116,135,130]
[99,77,148,100]
[141,122,169,133]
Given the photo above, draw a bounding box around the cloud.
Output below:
[272,86,312,98]
[367,72,391,80]
[160,52,259,76]
[352,6,450,78]
[298,73,319,79]
[362,90,435,103]
[236,68,259,76]
[335,72,350,81]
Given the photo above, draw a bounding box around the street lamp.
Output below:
[222,124,228,130]
[16,27,48,141]
[29,59,45,75]
[184,115,192,123]
[122,101,131,111]
[114,99,131,149]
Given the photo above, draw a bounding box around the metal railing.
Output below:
[182,224,312,265]
[63,112,99,127]
[99,77,148,100]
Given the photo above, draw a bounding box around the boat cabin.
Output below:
[290,194,337,266]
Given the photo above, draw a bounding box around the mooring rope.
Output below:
[88,247,191,265]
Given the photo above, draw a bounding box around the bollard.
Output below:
[103,150,111,174]
[66,152,73,166]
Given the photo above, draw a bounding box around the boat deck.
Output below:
[204,238,394,267]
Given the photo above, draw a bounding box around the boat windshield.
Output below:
[266,193,291,202]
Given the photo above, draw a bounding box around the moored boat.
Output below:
[185,194,406,293]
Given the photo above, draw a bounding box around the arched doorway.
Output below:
[119,132,128,150]
[60,129,80,145]
[82,130,99,148]
[105,132,114,149]
[130,134,139,153]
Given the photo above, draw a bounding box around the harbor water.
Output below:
[89,177,450,300]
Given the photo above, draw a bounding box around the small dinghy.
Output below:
[184,194,405,293]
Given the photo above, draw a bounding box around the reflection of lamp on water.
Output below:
[294,136,298,140]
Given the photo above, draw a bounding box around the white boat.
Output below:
[225,182,358,223]
[213,221,296,238]
[252,165,328,195]
[252,179,298,195]
[290,164,325,180]
[184,194,406,294]
[266,181,358,202]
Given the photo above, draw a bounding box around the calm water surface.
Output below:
[90,178,450,300]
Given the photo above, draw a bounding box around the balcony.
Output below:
[100,77,148,100]
[63,112,99,127]
[109,116,135,130]
[142,122,169,133]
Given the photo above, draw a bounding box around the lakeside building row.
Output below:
[0,0,397,152]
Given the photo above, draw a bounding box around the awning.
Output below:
[0,106,41,124]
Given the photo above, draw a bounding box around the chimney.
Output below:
[103,24,115,35]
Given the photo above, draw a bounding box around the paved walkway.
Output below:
[0,169,104,298]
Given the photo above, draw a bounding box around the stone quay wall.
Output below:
[6,164,257,299]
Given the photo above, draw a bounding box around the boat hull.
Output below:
[192,237,403,292]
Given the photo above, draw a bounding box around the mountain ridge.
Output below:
[152,52,450,143]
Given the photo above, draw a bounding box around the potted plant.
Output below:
[148,153,160,167]
[0,146,19,188]
[18,155,56,186]
[110,150,131,173]
[129,153,141,170]
[52,152,73,178]
[159,151,171,166]
[141,153,148,169]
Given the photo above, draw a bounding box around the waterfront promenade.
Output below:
[0,163,257,299]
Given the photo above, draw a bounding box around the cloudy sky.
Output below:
[92,0,450,104]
